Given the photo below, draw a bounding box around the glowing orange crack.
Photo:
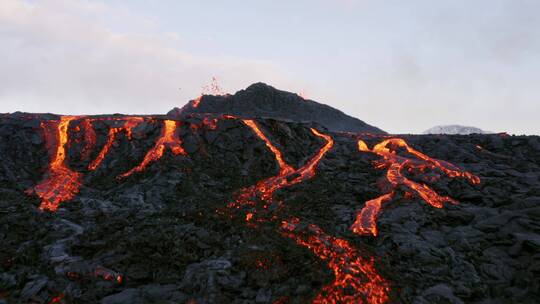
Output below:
[88,117,144,171]
[118,120,186,178]
[32,116,83,212]
[242,119,294,176]
[352,138,480,237]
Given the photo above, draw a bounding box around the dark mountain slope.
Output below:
[0,112,538,303]
[168,83,386,134]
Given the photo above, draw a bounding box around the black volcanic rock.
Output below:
[168,83,386,134]
[0,112,539,303]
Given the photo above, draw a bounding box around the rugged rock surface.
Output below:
[168,83,386,134]
[0,112,538,303]
[424,125,492,135]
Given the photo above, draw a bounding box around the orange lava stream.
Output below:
[352,138,480,237]
[32,116,83,211]
[242,119,294,176]
[227,120,389,304]
[289,128,334,185]
[118,120,186,178]
[281,218,389,304]
[88,118,143,170]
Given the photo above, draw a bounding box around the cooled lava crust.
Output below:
[0,112,538,303]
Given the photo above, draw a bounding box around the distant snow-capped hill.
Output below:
[423,125,492,135]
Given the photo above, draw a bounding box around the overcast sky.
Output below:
[1,0,538,134]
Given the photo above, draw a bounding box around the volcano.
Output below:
[168,83,386,134]
[0,86,538,304]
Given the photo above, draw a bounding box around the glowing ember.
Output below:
[288,128,334,185]
[352,138,481,236]
[192,77,226,108]
[49,294,64,303]
[88,118,144,170]
[32,116,83,212]
[202,76,225,95]
[118,120,186,178]
[351,192,395,237]
[94,266,123,284]
[225,120,389,303]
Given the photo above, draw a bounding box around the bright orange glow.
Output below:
[351,192,394,237]
[118,120,186,178]
[352,138,480,236]
[281,218,390,304]
[32,116,83,211]
[192,96,203,108]
[88,118,143,170]
[225,121,389,303]
[289,128,334,184]
[358,140,370,152]
[242,120,294,176]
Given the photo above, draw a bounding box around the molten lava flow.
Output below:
[192,96,203,108]
[242,119,294,176]
[281,218,389,304]
[118,120,186,178]
[351,138,481,236]
[88,118,144,170]
[225,120,389,303]
[32,116,83,211]
[350,192,394,236]
[288,128,334,185]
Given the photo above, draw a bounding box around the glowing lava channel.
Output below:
[88,118,144,170]
[352,138,481,237]
[118,120,186,178]
[32,116,83,212]
[192,96,203,108]
[226,120,390,303]
[281,218,389,304]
